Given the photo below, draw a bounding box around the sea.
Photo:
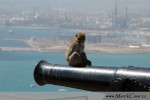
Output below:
[0,26,150,92]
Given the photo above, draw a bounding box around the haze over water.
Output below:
[0,0,150,13]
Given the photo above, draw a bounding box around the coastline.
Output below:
[1,45,150,54]
[1,38,150,53]
[1,30,150,54]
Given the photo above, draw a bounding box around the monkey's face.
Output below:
[76,32,85,43]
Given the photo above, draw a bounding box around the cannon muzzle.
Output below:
[34,60,150,91]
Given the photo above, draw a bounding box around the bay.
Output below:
[0,51,150,92]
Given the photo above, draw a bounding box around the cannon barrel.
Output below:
[34,60,150,91]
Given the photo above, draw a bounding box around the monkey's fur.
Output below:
[65,32,91,67]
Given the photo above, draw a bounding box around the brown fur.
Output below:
[65,32,91,67]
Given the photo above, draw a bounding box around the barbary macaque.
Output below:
[65,32,92,67]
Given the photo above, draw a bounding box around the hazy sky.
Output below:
[0,0,150,13]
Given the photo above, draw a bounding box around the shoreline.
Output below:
[1,27,150,54]
[2,38,150,54]
[1,46,150,54]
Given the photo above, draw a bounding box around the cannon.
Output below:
[34,60,150,91]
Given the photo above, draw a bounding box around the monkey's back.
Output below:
[65,38,79,60]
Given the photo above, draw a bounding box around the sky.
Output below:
[0,0,150,13]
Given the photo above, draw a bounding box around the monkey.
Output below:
[65,32,92,67]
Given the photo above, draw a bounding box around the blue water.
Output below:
[0,26,80,48]
[0,26,150,92]
[0,39,28,47]
[0,26,78,39]
[0,51,150,92]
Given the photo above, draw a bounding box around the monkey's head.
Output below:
[75,32,85,43]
